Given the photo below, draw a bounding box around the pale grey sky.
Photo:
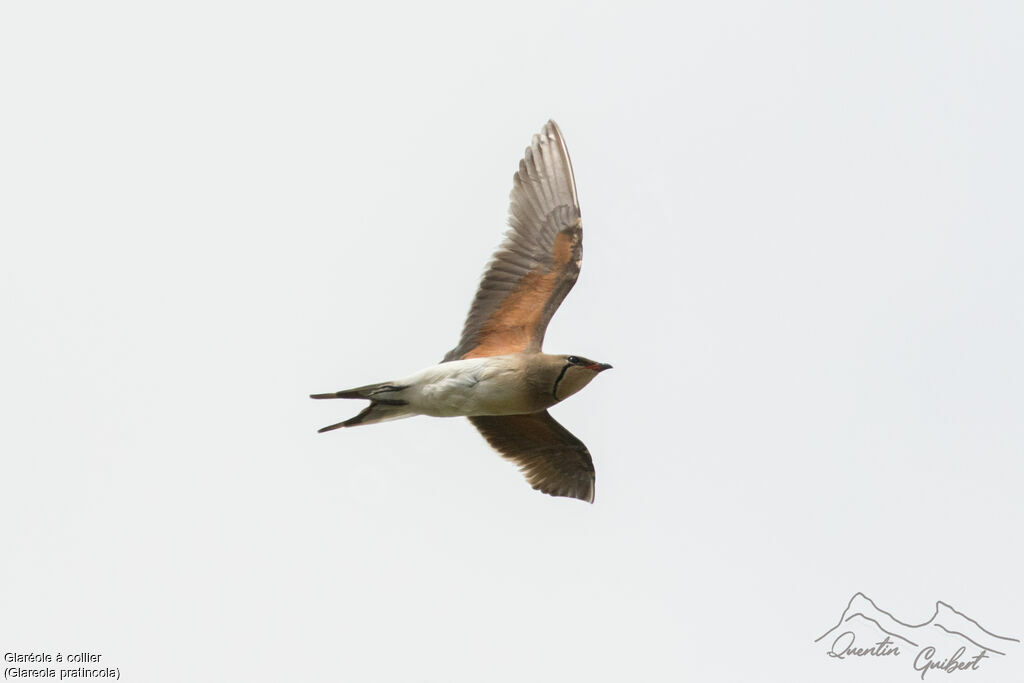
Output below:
[2,2,1022,681]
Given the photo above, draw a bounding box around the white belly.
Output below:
[401,356,532,417]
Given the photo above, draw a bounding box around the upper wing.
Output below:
[469,411,596,503]
[443,120,582,362]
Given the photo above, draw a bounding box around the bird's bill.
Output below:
[586,362,613,372]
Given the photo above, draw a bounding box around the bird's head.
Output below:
[552,354,613,401]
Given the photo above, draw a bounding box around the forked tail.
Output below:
[309,381,414,432]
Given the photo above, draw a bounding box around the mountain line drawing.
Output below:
[815,592,1020,656]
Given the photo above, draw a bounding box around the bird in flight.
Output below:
[311,120,611,502]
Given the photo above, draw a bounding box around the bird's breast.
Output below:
[405,356,550,417]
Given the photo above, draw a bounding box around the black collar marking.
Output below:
[552,363,572,399]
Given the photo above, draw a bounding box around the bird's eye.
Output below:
[567,356,580,364]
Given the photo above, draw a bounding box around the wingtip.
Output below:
[581,483,596,504]
[539,483,595,504]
